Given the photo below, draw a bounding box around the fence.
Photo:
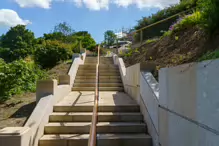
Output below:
[130,8,195,47]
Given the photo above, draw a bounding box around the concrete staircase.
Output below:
[39,57,152,146]
[72,57,124,91]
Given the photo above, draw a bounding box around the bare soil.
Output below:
[0,93,36,129]
[47,61,72,80]
[123,27,219,79]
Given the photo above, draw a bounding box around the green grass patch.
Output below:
[198,50,219,61]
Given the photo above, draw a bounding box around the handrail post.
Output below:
[88,45,100,146]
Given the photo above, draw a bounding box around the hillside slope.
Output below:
[123,27,219,77]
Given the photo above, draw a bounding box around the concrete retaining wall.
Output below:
[113,54,159,146]
[140,72,159,146]
[159,60,219,146]
[114,54,219,146]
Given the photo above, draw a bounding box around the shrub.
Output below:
[34,40,72,68]
[173,11,202,31]
[0,59,47,102]
[146,38,158,44]
[163,30,172,37]
[197,0,219,34]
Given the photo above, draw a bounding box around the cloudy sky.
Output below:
[0,0,179,42]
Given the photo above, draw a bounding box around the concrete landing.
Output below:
[55,92,138,106]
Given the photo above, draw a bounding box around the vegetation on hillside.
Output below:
[123,0,219,78]
[0,22,96,102]
[134,0,197,40]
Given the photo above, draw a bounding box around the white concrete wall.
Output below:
[159,59,219,146]
[114,54,219,146]
[140,72,159,146]
[113,54,159,146]
[113,55,140,101]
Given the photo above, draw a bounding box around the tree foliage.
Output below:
[197,0,219,34]
[74,31,96,50]
[34,40,72,68]
[0,22,96,101]
[54,22,75,36]
[0,25,35,61]
[104,30,116,47]
[0,59,46,101]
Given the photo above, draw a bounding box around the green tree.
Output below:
[104,30,116,47]
[34,40,72,68]
[1,25,35,61]
[73,31,96,50]
[54,22,75,36]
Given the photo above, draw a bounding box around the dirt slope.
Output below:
[124,27,219,71]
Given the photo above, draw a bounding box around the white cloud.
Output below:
[74,0,180,10]
[15,0,52,8]
[72,0,109,10]
[0,9,31,27]
[14,0,179,10]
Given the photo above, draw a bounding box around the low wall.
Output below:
[0,53,86,146]
[114,54,219,146]
[113,54,159,145]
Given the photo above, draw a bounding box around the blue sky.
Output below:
[0,0,179,43]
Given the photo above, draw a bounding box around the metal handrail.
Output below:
[88,45,100,146]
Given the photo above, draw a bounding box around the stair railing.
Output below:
[88,45,100,146]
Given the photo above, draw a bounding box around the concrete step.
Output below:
[49,112,143,122]
[86,57,113,61]
[72,87,124,91]
[39,134,152,146]
[74,78,122,83]
[44,122,147,134]
[53,105,140,112]
[77,69,119,73]
[73,83,123,87]
[85,60,113,62]
[75,76,121,79]
[77,72,120,76]
[85,62,114,64]
[79,64,118,69]
[78,68,119,72]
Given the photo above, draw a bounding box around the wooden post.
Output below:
[140,30,143,44]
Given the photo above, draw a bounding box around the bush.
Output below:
[173,11,202,31]
[34,40,72,68]
[197,0,219,34]
[0,59,47,102]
